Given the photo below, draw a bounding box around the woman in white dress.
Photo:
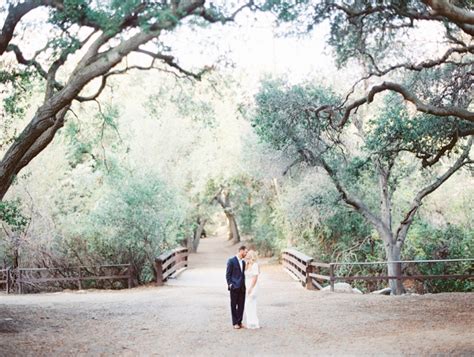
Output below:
[243,250,260,329]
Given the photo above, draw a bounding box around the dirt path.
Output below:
[1,234,473,356]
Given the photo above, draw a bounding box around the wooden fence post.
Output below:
[306,263,315,290]
[127,264,132,289]
[6,267,10,294]
[329,263,335,292]
[18,269,22,294]
[155,258,164,286]
[395,261,403,295]
[78,267,82,290]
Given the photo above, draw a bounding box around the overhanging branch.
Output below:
[197,1,255,23]
[423,0,474,25]
[340,81,474,128]
[134,48,212,80]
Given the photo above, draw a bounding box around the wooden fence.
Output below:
[281,249,314,289]
[14,264,132,294]
[155,247,189,285]
[282,249,474,293]
[0,267,10,294]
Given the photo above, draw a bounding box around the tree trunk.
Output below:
[213,188,241,244]
[191,218,207,253]
[385,243,404,295]
[0,30,160,200]
[225,211,240,244]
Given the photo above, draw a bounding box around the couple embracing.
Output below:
[226,245,260,330]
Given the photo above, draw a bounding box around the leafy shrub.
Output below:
[67,170,188,284]
[404,222,474,293]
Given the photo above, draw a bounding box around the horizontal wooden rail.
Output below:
[311,262,331,268]
[333,274,473,282]
[328,259,474,292]
[16,264,132,294]
[282,249,314,289]
[282,249,474,293]
[332,258,474,266]
[155,247,189,285]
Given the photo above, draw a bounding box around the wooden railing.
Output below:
[282,248,474,293]
[16,264,132,294]
[155,247,189,285]
[327,259,474,292]
[282,249,314,289]
[0,267,10,294]
[308,261,332,290]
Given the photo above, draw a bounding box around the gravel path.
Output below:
[1,235,473,356]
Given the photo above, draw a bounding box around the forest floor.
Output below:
[1,234,473,356]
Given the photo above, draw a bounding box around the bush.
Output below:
[66,171,188,284]
[404,222,474,293]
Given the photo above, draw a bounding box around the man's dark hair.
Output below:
[238,245,247,251]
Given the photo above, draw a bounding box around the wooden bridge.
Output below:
[1,234,473,356]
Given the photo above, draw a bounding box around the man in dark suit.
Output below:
[226,245,248,329]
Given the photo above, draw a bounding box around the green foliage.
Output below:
[63,103,121,168]
[261,0,309,22]
[252,77,339,151]
[48,0,179,36]
[264,1,431,67]
[228,175,262,235]
[49,0,113,33]
[145,81,217,127]
[404,222,474,292]
[250,76,473,293]
[365,94,474,162]
[251,204,284,256]
[0,69,36,149]
[251,77,471,212]
[81,171,187,283]
[0,199,29,232]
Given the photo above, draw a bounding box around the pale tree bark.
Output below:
[338,81,474,128]
[296,137,473,294]
[384,243,403,295]
[0,29,159,199]
[373,159,404,293]
[189,218,207,253]
[213,187,241,244]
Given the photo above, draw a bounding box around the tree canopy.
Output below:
[265,0,473,126]
[250,76,473,293]
[0,0,257,199]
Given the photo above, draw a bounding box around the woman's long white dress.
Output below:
[244,262,260,329]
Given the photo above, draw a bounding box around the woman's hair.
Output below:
[245,250,259,270]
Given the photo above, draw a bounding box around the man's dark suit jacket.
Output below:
[226,256,245,290]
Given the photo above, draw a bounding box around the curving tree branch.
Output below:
[0,1,42,55]
[339,81,474,128]
[395,136,473,246]
[134,49,212,80]
[0,1,255,199]
[294,147,393,242]
[423,0,474,25]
